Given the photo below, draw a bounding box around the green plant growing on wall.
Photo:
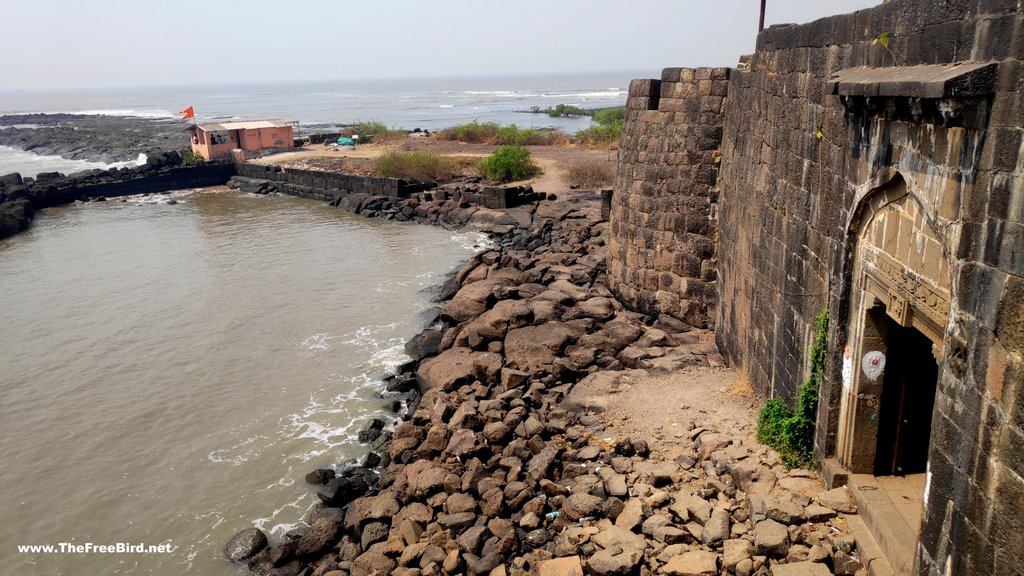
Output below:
[756,309,829,467]
[872,31,898,65]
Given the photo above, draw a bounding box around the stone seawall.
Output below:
[0,159,542,240]
[607,68,729,329]
[0,155,235,238]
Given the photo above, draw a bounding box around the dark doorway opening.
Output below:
[874,313,938,476]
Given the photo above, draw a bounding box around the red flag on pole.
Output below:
[179,106,194,120]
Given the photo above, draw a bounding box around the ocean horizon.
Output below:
[0,70,653,129]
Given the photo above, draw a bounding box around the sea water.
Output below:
[0,189,483,574]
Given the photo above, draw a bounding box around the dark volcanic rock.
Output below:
[225,527,268,562]
[316,472,371,507]
[0,113,189,164]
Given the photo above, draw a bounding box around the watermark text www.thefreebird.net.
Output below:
[18,542,175,554]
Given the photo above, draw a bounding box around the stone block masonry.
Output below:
[608,67,730,329]
[609,1,1023,574]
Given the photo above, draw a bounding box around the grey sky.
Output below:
[1,1,879,90]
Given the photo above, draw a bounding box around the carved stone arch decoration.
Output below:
[850,174,951,345]
[835,172,953,474]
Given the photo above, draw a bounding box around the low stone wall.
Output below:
[0,156,235,238]
[607,68,729,329]
[235,164,418,198]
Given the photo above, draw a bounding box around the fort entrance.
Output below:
[834,175,952,571]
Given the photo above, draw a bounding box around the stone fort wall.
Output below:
[608,68,730,328]
[609,0,1023,573]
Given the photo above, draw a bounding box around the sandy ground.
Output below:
[566,364,761,461]
[251,135,619,195]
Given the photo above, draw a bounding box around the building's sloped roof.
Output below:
[197,119,293,131]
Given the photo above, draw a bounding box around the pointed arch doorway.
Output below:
[833,174,952,572]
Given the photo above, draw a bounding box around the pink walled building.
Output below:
[189,119,294,160]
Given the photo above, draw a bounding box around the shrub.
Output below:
[179,149,204,166]
[574,123,622,147]
[477,145,541,182]
[755,310,829,467]
[347,121,407,144]
[565,159,615,189]
[439,122,569,146]
[374,151,460,181]
[438,121,500,144]
[575,106,625,148]
[593,107,625,126]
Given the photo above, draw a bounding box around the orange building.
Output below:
[189,119,295,160]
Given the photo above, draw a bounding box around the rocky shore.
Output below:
[0,113,190,164]
[224,186,870,576]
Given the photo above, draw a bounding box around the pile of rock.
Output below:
[226,191,867,576]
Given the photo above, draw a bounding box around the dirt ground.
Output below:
[566,365,761,461]
[251,135,620,195]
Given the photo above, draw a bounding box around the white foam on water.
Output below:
[252,494,314,537]
[0,146,147,178]
[207,434,265,466]
[71,108,177,119]
[299,333,332,351]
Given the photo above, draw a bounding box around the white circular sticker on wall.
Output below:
[862,350,886,381]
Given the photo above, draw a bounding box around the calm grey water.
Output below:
[0,189,483,574]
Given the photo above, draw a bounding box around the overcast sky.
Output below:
[1,0,879,90]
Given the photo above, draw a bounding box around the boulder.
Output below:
[350,542,396,576]
[769,561,834,576]
[575,318,644,353]
[392,459,449,503]
[440,277,514,323]
[317,472,371,507]
[459,299,533,343]
[722,539,753,571]
[662,550,719,576]
[224,527,267,562]
[701,508,731,545]
[538,555,585,576]
[405,328,444,360]
[575,296,616,320]
[417,347,503,391]
[815,487,857,514]
[754,519,790,556]
[296,515,341,557]
[504,322,585,373]
[587,546,643,576]
[562,492,604,520]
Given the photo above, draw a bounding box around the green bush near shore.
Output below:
[348,121,407,144]
[574,106,625,147]
[477,145,541,182]
[179,149,204,166]
[438,122,568,146]
[439,121,500,144]
[374,150,460,181]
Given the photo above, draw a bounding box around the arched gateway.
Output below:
[837,174,952,475]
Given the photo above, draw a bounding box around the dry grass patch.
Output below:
[565,159,615,189]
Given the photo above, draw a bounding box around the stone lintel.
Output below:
[830,61,999,99]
